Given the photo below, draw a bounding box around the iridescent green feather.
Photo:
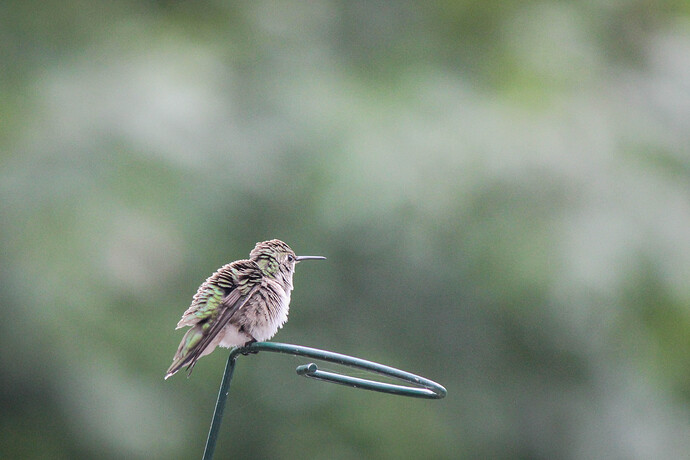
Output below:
[191,285,225,321]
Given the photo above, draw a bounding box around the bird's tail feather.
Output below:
[164,325,205,379]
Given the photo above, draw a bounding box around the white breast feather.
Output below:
[216,275,293,349]
[251,286,291,342]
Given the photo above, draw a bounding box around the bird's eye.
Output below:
[287,254,295,263]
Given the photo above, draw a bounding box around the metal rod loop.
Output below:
[236,342,447,399]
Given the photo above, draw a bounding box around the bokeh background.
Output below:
[2,1,690,459]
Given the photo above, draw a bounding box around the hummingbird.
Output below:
[165,239,325,379]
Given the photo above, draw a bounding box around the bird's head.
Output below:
[250,239,326,279]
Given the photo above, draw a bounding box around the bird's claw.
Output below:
[240,339,258,355]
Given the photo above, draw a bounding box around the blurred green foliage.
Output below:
[1,1,689,459]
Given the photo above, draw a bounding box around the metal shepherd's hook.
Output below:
[202,341,447,460]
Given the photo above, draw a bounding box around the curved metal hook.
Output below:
[231,342,446,399]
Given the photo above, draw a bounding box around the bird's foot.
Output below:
[240,338,258,355]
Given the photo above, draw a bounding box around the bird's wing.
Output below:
[166,261,263,378]
[165,283,261,379]
[176,262,242,329]
[182,282,260,375]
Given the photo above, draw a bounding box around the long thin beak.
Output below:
[296,255,327,262]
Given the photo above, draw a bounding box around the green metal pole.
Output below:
[202,350,239,460]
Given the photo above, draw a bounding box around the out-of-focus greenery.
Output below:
[2,1,689,459]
